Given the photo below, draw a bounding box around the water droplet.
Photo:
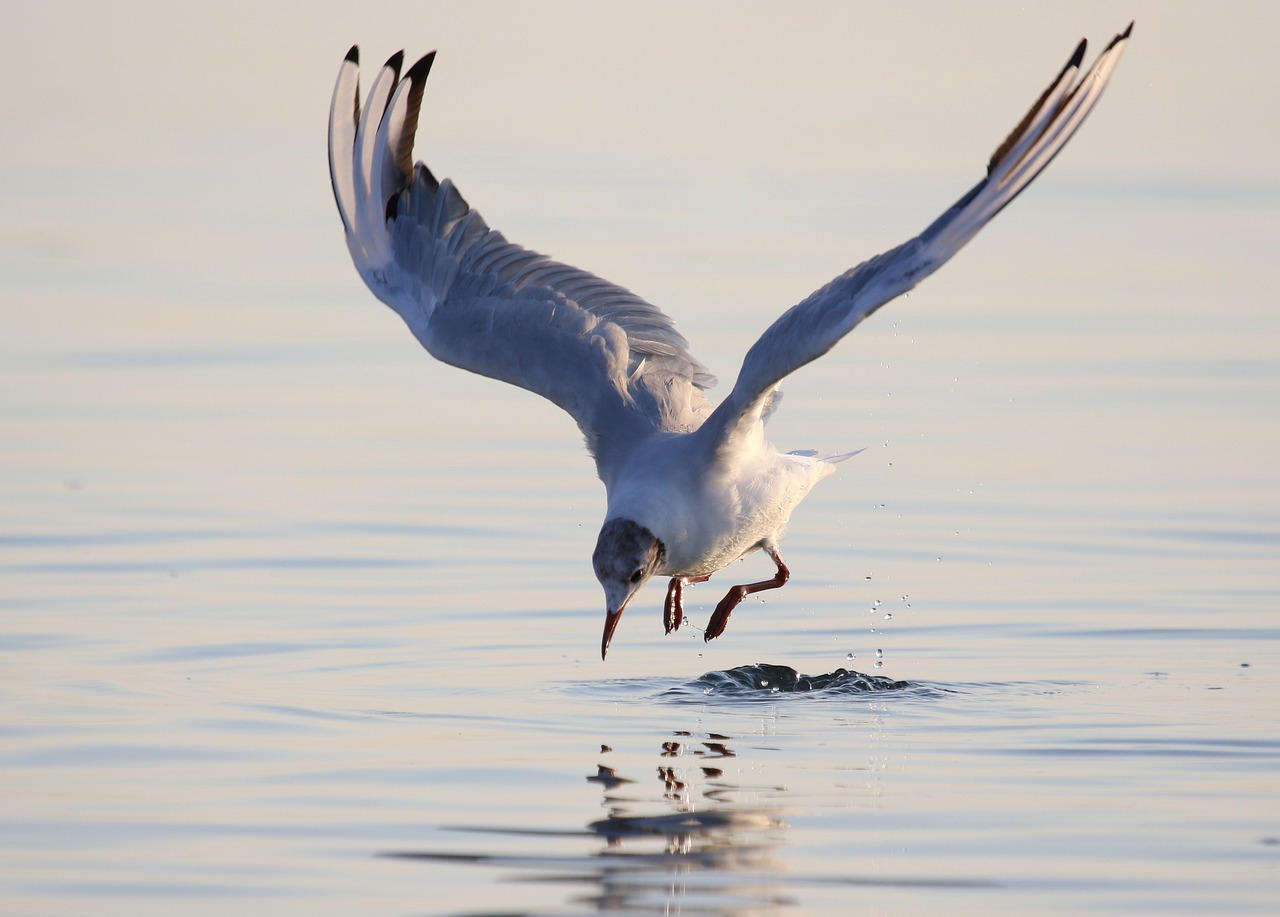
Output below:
[874,660,883,669]
[875,649,883,658]
[884,612,893,621]
[846,652,856,661]
[865,575,872,581]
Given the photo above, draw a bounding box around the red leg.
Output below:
[664,574,711,634]
[704,548,790,642]
[663,578,681,634]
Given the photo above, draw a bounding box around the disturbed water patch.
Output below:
[663,662,911,701]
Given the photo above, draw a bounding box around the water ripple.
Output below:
[663,663,911,702]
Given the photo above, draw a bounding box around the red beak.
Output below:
[600,605,626,660]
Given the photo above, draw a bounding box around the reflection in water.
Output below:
[581,732,790,912]
[387,730,792,914]
[385,691,987,915]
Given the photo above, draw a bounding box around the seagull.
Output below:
[328,24,1132,659]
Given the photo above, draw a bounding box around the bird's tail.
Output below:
[787,447,865,464]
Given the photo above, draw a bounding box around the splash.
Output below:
[665,662,908,700]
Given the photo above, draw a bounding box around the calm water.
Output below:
[3,4,1279,915]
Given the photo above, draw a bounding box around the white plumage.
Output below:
[327,25,1132,658]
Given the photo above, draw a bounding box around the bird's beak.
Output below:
[601,602,627,660]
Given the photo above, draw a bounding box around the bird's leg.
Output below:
[663,578,681,634]
[704,548,790,642]
[663,574,711,634]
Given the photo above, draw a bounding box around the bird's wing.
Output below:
[695,24,1132,460]
[328,49,715,476]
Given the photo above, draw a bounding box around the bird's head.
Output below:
[592,518,665,659]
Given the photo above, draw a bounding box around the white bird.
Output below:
[328,24,1132,658]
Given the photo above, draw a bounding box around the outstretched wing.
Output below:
[696,24,1132,459]
[328,48,715,476]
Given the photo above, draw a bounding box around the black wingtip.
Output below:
[387,51,437,190]
[344,45,359,64]
[1068,37,1087,70]
[1106,21,1135,52]
[383,49,405,75]
[405,50,437,85]
[985,33,1090,178]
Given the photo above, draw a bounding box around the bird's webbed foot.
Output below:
[663,574,710,634]
[703,548,790,642]
[663,578,682,634]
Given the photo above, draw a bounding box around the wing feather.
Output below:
[327,46,361,233]
[351,52,403,261]
[696,24,1133,459]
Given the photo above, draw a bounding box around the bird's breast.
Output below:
[616,448,828,579]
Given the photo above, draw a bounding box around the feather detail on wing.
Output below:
[696,23,1132,460]
[328,48,715,475]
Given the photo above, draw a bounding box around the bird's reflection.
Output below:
[587,731,784,869]
[386,730,791,915]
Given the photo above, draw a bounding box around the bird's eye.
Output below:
[629,569,644,584]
